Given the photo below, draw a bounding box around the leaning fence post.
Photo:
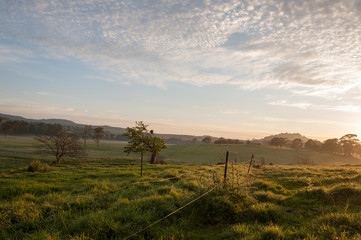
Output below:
[223,151,229,187]
[247,153,254,174]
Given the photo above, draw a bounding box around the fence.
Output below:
[1,152,257,239]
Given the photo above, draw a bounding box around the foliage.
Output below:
[27,160,49,172]
[214,137,243,144]
[269,137,288,148]
[123,121,167,164]
[322,138,340,154]
[201,136,212,144]
[290,138,303,149]
[34,125,86,164]
[305,139,320,150]
[340,134,361,156]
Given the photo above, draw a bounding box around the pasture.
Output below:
[1,136,361,239]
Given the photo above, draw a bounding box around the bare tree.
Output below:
[93,127,104,148]
[34,124,86,164]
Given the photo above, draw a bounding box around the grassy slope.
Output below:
[2,136,361,239]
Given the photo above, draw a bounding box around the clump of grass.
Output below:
[258,223,285,240]
[27,160,49,173]
[240,202,283,224]
[291,188,333,205]
[190,191,239,225]
[251,180,288,195]
[328,184,361,204]
[310,213,361,239]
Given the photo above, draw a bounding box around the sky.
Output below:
[1,0,361,140]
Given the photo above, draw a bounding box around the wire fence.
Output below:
[1,152,257,238]
[0,164,225,215]
[123,187,216,240]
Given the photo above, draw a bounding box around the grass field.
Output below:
[1,136,361,170]
[2,136,361,239]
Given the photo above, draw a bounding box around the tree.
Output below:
[291,138,303,149]
[202,136,212,144]
[0,118,3,134]
[339,134,360,156]
[123,121,167,167]
[34,124,86,164]
[270,137,287,148]
[2,121,15,137]
[322,138,340,154]
[305,139,316,150]
[93,127,104,148]
[123,122,149,176]
[82,125,93,147]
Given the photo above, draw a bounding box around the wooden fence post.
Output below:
[223,151,229,187]
[247,153,254,174]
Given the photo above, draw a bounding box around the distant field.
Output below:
[1,136,360,172]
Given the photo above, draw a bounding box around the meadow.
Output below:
[2,136,361,239]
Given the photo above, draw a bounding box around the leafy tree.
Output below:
[270,137,287,148]
[123,122,149,176]
[93,127,104,148]
[339,134,360,156]
[123,121,167,166]
[305,139,315,150]
[322,138,340,154]
[291,138,303,149]
[2,121,15,137]
[214,137,243,144]
[202,136,212,144]
[82,125,93,147]
[34,124,86,164]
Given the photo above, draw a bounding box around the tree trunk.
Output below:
[150,153,157,164]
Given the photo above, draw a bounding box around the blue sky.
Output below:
[1,0,361,140]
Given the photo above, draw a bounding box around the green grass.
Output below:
[2,136,361,239]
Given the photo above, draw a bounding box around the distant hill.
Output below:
[0,113,313,144]
[260,132,309,143]
[0,113,78,127]
[0,113,208,143]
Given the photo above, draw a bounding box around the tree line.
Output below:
[0,118,128,141]
[269,134,361,158]
[2,118,167,169]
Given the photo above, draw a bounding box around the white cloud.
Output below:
[1,0,360,95]
[269,100,312,110]
[269,100,361,113]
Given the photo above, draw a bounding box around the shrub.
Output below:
[28,160,49,172]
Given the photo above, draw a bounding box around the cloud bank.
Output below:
[1,0,360,94]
